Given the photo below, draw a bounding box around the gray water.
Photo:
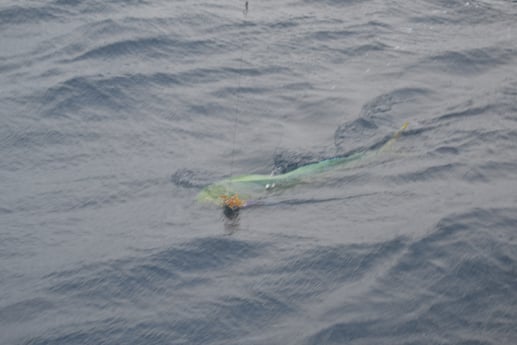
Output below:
[1,0,517,344]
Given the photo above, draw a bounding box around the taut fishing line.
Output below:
[229,1,249,180]
[222,1,249,219]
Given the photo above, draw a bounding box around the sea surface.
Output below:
[1,0,517,344]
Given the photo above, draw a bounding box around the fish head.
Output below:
[196,180,231,205]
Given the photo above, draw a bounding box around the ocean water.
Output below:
[1,0,517,344]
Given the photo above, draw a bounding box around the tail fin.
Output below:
[379,121,409,153]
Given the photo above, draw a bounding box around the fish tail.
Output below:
[379,121,409,153]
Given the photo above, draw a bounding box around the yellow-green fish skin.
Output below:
[197,122,408,205]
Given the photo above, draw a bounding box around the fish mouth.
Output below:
[223,203,240,219]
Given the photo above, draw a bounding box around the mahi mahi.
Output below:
[197,122,408,206]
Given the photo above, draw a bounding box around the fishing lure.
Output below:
[198,122,408,216]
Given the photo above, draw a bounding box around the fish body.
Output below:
[197,122,408,206]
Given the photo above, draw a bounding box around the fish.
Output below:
[197,122,409,207]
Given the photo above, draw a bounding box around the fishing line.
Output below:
[229,1,249,181]
[218,0,249,218]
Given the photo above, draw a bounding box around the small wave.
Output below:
[171,169,215,189]
[437,104,493,122]
[0,298,54,323]
[472,161,517,181]
[46,237,265,300]
[279,237,406,281]
[0,207,13,215]
[69,36,216,62]
[433,146,459,155]
[310,29,358,41]
[304,208,517,344]
[303,0,372,6]
[337,42,390,58]
[334,87,429,151]
[272,150,321,174]
[393,162,465,183]
[40,72,184,118]
[387,207,517,293]
[306,320,379,345]
[427,0,511,24]
[0,124,99,151]
[41,76,126,118]
[417,47,515,76]
[0,4,67,27]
